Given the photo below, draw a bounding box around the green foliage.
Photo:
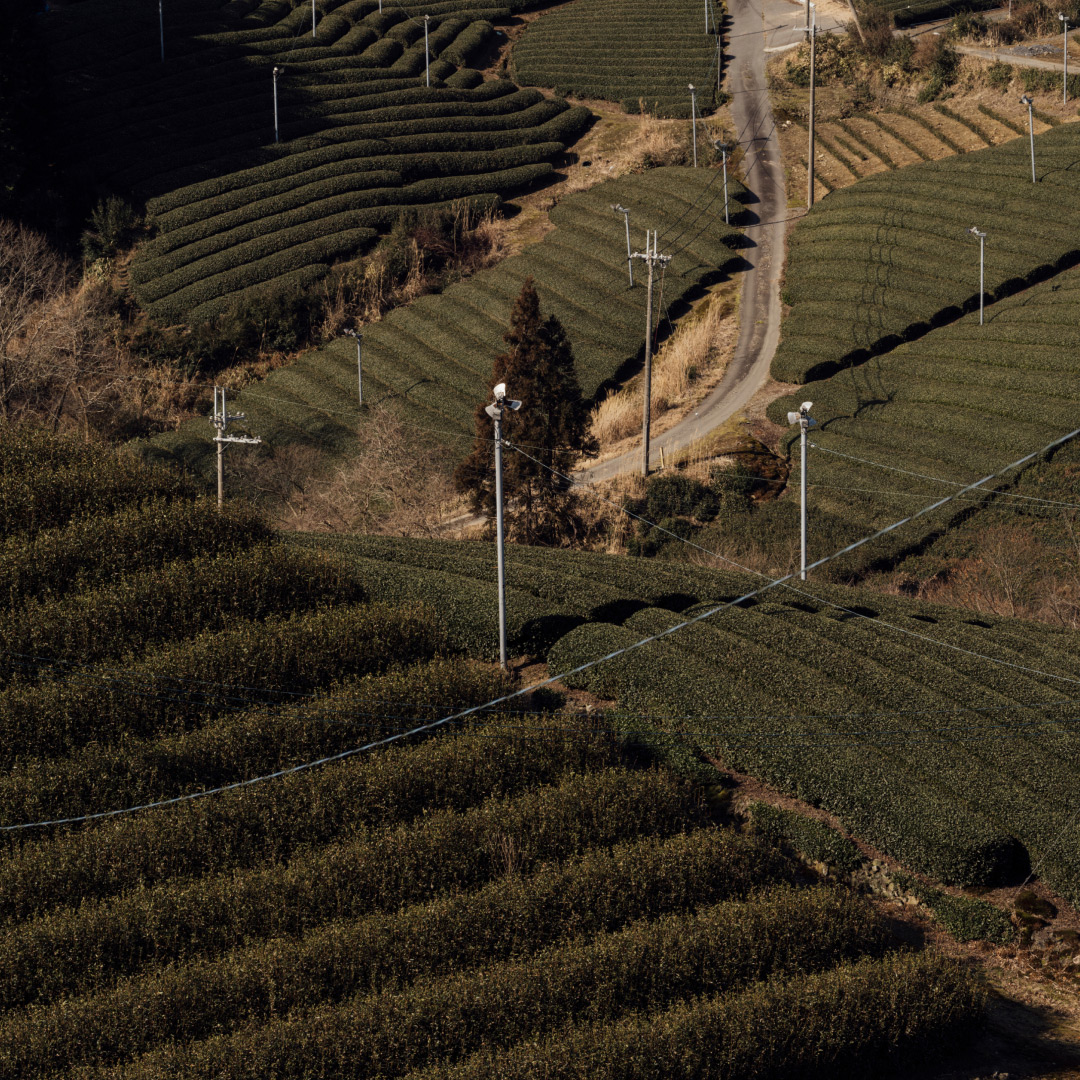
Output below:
[773,124,1080,385]
[80,196,142,263]
[0,705,610,924]
[0,768,708,1012]
[0,432,193,541]
[454,277,598,544]
[144,166,746,477]
[894,873,1016,944]
[511,0,725,118]
[0,498,268,608]
[0,829,792,1076]
[0,600,445,769]
[986,60,1014,92]
[114,886,889,1080]
[0,543,365,677]
[748,802,863,874]
[410,952,983,1080]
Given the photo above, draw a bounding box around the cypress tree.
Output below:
[454,278,596,544]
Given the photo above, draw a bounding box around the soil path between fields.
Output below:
[579,0,803,485]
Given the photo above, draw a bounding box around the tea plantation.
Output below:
[512,0,725,117]
[0,428,981,1077]
[44,0,589,319]
[773,123,1080,386]
[300,531,1080,906]
[145,165,746,475]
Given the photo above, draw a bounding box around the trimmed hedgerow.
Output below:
[409,951,983,1080]
[0,498,268,609]
[0,451,193,541]
[0,659,502,836]
[0,544,365,677]
[512,0,725,118]
[0,600,445,767]
[747,802,863,874]
[0,767,707,1011]
[893,872,1015,944]
[0,829,792,1075]
[106,886,889,1080]
[0,705,613,924]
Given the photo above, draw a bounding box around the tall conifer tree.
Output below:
[454,278,596,544]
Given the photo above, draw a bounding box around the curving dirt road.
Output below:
[581,0,817,484]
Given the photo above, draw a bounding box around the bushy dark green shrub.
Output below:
[748,802,862,874]
[408,952,983,1080]
[80,196,142,262]
[115,886,888,1080]
[893,872,1015,943]
[0,829,791,1076]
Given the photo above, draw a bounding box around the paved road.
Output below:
[580,0,813,484]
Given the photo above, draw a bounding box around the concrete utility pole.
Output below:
[1021,94,1036,182]
[1062,13,1071,103]
[969,226,987,324]
[312,0,316,36]
[705,0,710,33]
[485,383,521,670]
[211,387,262,509]
[689,84,698,167]
[159,0,164,62]
[786,401,816,580]
[344,328,363,405]
[807,3,817,209]
[273,66,282,143]
[424,15,431,87]
[631,231,672,477]
[714,140,730,224]
[612,204,633,286]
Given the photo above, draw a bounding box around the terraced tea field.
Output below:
[774,121,1080,385]
[512,0,725,117]
[300,530,1080,907]
[145,165,746,475]
[779,98,1044,203]
[44,0,588,319]
[0,429,981,1078]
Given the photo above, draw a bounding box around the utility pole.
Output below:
[808,3,817,209]
[159,0,164,62]
[211,387,262,509]
[786,401,815,580]
[689,84,698,167]
[344,328,363,405]
[969,226,987,324]
[631,231,672,477]
[312,0,316,36]
[484,382,521,671]
[612,204,633,286]
[1021,94,1036,182]
[424,15,431,87]
[1062,13,1071,104]
[273,66,281,143]
[704,0,710,33]
[714,140,730,224]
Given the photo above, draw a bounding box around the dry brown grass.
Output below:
[590,294,730,447]
[226,403,459,536]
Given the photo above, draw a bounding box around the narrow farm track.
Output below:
[581,0,796,484]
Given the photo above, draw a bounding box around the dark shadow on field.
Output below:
[902,993,1080,1080]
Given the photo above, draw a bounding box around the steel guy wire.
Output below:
[508,436,1080,690]
[810,442,1080,510]
[6,421,1080,833]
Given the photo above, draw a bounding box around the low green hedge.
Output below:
[0,828,792,1076]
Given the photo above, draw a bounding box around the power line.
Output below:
[508,435,1080,690]
[810,442,1080,510]
[5,422,1080,832]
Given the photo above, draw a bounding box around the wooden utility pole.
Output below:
[632,231,671,477]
